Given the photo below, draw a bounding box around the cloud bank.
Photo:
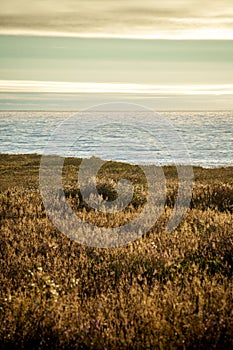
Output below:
[1,0,233,39]
[1,80,233,96]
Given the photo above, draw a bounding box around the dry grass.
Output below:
[0,154,233,349]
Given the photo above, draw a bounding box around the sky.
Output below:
[0,0,233,110]
[1,0,233,39]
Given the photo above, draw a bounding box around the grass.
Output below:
[0,154,233,349]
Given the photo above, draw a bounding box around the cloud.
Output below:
[0,0,233,39]
[1,80,232,96]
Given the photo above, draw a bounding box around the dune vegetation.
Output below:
[0,154,233,349]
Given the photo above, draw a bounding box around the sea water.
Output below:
[0,111,232,167]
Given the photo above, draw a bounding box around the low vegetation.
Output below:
[0,154,233,349]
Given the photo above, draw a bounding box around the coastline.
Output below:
[1,153,233,192]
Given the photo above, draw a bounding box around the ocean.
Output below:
[0,110,232,168]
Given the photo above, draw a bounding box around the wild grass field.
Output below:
[0,154,233,349]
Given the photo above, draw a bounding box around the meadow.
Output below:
[0,154,233,349]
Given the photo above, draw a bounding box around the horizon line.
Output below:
[0,109,233,112]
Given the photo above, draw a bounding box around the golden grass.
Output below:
[0,154,233,349]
